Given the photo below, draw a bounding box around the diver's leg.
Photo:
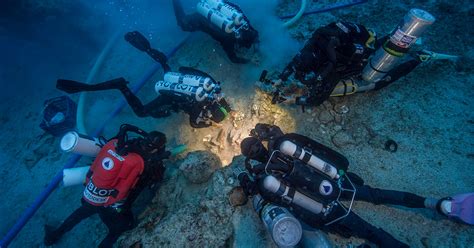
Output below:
[142,95,174,118]
[355,185,426,208]
[172,0,202,32]
[56,78,128,94]
[98,208,134,248]
[44,203,97,245]
[333,212,409,248]
[116,86,151,117]
[374,59,421,90]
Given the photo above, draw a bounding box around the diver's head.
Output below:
[209,98,231,123]
[136,131,167,155]
[237,26,259,48]
[240,137,269,163]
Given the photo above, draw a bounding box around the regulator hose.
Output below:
[283,0,307,27]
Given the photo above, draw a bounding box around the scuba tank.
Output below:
[63,166,89,187]
[155,81,209,102]
[205,0,244,25]
[330,78,358,96]
[253,194,303,248]
[263,175,325,216]
[279,140,339,179]
[163,72,217,92]
[196,1,235,34]
[60,131,101,157]
[362,9,435,82]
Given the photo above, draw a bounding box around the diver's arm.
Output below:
[223,42,249,64]
[189,108,212,128]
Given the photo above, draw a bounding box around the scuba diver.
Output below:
[44,124,169,248]
[263,14,455,107]
[235,123,474,248]
[56,31,231,128]
[172,0,259,64]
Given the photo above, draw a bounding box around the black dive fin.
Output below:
[56,79,89,94]
[125,31,151,52]
[178,66,216,82]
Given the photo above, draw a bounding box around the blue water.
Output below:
[0,0,473,247]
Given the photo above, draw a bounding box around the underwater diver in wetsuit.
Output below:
[236,123,472,248]
[172,0,259,64]
[268,21,443,107]
[44,124,168,248]
[57,31,231,128]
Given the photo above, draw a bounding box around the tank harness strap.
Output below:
[293,146,303,158]
[301,151,312,164]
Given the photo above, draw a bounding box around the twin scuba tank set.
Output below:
[59,131,104,187]
[249,139,356,247]
[196,0,249,39]
[155,72,223,103]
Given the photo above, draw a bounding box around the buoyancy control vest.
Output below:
[259,134,354,226]
[83,139,145,207]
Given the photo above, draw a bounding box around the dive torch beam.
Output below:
[362,8,435,83]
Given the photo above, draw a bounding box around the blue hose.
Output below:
[280,0,368,19]
[0,35,190,248]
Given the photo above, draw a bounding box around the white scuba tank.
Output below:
[263,175,325,215]
[279,140,339,179]
[60,131,101,157]
[253,194,303,248]
[163,72,216,92]
[205,0,244,25]
[155,81,208,102]
[63,166,89,187]
[196,1,234,34]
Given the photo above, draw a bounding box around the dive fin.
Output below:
[178,66,216,81]
[125,31,151,52]
[449,193,474,225]
[56,79,89,94]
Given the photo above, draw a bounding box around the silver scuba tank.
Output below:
[60,131,101,157]
[196,1,235,34]
[253,194,303,248]
[163,72,216,92]
[263,175,325,215]
[154,81,208,102]
[362,9,435,82]
[205,0,244,25]
[279,140,339,179]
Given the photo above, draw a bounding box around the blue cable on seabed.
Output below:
[0,35,190,248]
[280,0,369,19]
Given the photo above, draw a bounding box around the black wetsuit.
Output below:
[45,130,166,248]
[240,124,428,248]
[172,0,258,64]
[279,21,422,106]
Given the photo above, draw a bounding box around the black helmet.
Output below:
[240,137,269,163]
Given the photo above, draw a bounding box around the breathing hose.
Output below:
[283,0,307,27]
[77,31,122,134]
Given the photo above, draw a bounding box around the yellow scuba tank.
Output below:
[330,78,357,97]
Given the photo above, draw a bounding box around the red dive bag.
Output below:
[82,139,145,207]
